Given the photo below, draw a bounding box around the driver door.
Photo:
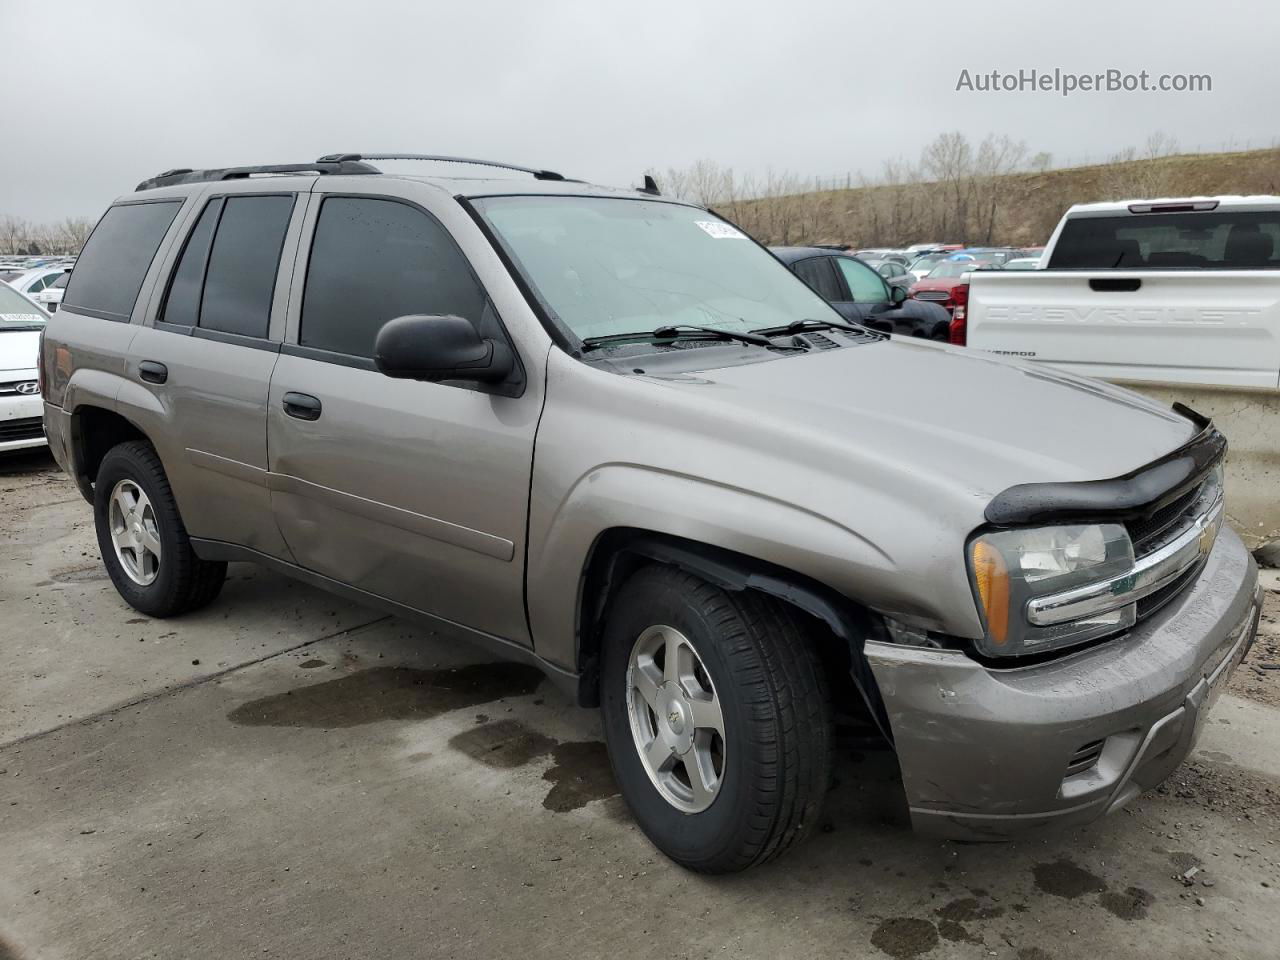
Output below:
[266,182,541,645]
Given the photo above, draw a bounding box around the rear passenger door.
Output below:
[267,183,539,645]
[126,183,306,560]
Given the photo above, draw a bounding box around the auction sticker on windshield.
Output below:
[1,314,45,322]
[695,220,748,239]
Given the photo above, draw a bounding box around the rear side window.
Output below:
[63,200,181,321]
[1050,210,1280,269]
[792,257,843,301]
[199,195,295,338]
[160,199,221,327]
[300,197,486,358]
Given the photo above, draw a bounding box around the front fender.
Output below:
[525,462,896,674]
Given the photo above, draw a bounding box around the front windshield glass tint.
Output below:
[0,282,45,327]
[474,196,838,340]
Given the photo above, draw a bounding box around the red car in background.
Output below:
[908,258,999,313]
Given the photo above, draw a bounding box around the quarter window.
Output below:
[300,197,488,358]
[62,201,182,321]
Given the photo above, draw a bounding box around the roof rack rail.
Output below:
[317,153,571,182]
[135,159,381,192]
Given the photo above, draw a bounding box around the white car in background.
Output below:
[5,266,67,299]
[0,282,47,452]
[31,271,69,312]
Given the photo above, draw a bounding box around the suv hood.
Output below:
[654,338,1195,506]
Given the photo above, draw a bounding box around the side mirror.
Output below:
[890,285,909,305]
[374,314,513,384]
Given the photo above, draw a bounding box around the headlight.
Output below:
[969,523,1135,657]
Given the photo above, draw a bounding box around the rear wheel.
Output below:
[93,440,226,617]
[600,564,832,873]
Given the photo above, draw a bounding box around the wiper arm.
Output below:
[751,318,883,338]
[580,324,804,352]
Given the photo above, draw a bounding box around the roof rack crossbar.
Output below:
[317,153,570,182]
[135,160,381,192]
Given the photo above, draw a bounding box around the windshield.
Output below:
[473,196,839,341]
[0,282,46,328]
[926,260,980,279]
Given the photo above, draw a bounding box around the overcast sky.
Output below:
[3,0,1277,222]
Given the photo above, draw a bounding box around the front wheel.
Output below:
[600,565,832,873]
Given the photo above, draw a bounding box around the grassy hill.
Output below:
[724,148,1280,248]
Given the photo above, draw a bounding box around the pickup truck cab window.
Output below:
[1049,210,1280,269]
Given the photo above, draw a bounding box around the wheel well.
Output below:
[574,529,891,739]
[70,406,147,498]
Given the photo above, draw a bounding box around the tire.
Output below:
[600,564,832,873]
[93,440,226,617]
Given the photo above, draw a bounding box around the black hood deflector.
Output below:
[984,404,1225,527]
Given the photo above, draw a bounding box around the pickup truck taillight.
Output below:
[948,283,969,345]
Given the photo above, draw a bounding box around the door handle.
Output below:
[1089,278,1142,292]
[282,392,322,421]
[138,361,168,384]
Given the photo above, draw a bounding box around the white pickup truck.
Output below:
[961,196,1280,558]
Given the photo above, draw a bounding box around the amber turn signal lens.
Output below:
[972,540,1010,646]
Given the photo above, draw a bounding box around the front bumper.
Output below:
[865,526,1260,841]
[1,385,46,452]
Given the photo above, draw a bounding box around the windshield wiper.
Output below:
[751,318,883,338]
[580,324,804,352]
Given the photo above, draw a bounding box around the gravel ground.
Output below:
[2,449,1278,960]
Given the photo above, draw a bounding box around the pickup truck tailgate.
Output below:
[966,270,1280,390]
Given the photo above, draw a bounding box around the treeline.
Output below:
[0,215,95,256]
[651,131,1212,247]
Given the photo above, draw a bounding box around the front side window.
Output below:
[835,257,889,302]
[300,197,488,358]
[473,196,839,340]
[199,195,295,338]
[62,200,181,321]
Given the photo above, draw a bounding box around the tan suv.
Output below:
[40,154,1261,872]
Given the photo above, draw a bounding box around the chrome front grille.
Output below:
[914,291,949,301]
[1127,482,1205,557]
[1027,463,1224,630]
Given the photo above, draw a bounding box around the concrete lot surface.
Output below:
[2,449,1278,960]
